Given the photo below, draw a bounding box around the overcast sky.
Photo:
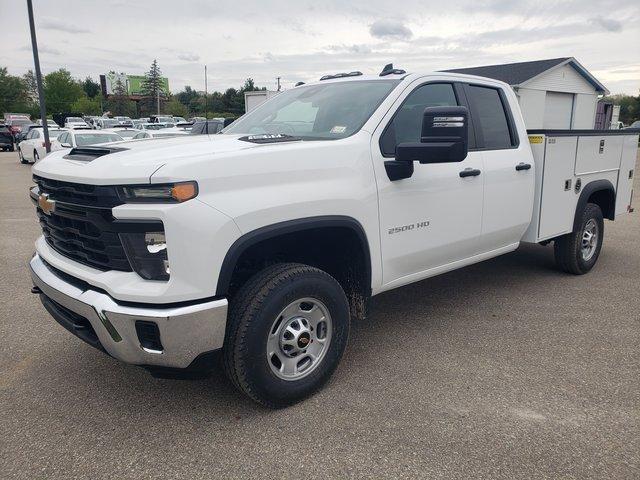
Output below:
[1,0,638,94]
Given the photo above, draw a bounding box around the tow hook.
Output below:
[31,286,42,294]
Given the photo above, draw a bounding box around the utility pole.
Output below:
[26,0,50,153]
[276,76,281,91]
[204,65,209,133]
[156,87,160,115]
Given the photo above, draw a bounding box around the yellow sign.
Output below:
[528,135,544,144]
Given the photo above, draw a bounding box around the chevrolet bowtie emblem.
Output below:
[38,193,56,216]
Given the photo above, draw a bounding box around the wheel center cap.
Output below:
[297,332,311,349]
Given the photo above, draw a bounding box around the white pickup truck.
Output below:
[29,68,638,407]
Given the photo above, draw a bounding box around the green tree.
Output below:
[0,67,31,114]
[140,59,166,116]
[44,69,84,113]
[165,98,188,117]
[107,78,133,116]
[82,76,101,99]
[607,94,640,125]
[22,70,38,101]
[72,95,102,116]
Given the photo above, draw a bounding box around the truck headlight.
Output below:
[120,231,170,280]
[118,181,198,203]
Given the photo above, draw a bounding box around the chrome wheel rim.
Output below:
[266,297,332,381]
[581,219,598,261]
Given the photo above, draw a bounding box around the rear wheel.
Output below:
[223,263,350,408]
[554,203,604,274]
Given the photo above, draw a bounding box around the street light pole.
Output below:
[26,0,50,153]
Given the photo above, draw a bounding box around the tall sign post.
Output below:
[27,0,50,153]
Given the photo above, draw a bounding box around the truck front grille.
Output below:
[33,176,163,272]
[37,202,132,271]
[34,175,123,208]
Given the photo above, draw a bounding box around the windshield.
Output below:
[224,80,399,139]
[102,119,119,127]
[114,130,139,138]
[47,129,66,138]
[66,117,84,123]
[75,133,123,146]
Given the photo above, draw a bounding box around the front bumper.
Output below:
[30,253,228,369]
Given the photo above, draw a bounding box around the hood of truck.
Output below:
[31,134,262,185]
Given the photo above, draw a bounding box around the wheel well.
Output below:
[220,223,371,321]
[587,189,615,221]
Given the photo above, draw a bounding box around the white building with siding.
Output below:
[446,58,609,129]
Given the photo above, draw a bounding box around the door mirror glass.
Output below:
[395,106,469,164]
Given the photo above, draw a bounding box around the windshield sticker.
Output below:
[330,126,347,134]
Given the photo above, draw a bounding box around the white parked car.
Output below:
[114,116,133,126]
[29,69,639,408]
[102,127,142,139]
[138,122,173,130]
[50,130,124,152]
[131,128,189,139]
[94,118,121,130]
[63,117,90,129]
[17,127,67,163]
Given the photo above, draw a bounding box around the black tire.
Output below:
[554,203,604,274]
[223,263,350,408]
[18,148,28,164]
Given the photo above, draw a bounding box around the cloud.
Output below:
[177,53,200,62]
[20,45,61,56]
[369,19,412,40]
[39,18,91,34]
[589,16,623,32]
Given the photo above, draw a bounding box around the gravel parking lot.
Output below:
[0,149,638,479]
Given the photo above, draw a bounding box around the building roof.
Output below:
[444,57,608,93]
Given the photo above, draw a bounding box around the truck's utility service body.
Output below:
[523,130,636,242]
[28,70,637,392]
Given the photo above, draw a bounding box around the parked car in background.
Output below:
[190,119,225,135]
[94,118,121,130]
[50,130,124,152]
[0,125,14,151]
[188,116,206,122]
[138,122,172,130]
[5,117,33,141]
[18,128,67,163]
[131,128,189,139]
[172,116,187,124]
[625,120,640,129]
[102,127,142,139]
[14,124,38,143]
[114,116,133,126]
[151,115,174,124]
[64,117,90,129]
[34,119,60,128]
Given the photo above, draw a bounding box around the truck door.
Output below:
[462,84,534,252]
[371,81,484,288]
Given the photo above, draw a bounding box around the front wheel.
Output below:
[223,263,350,408]
[18,148,28,164]
[554,203,604,274]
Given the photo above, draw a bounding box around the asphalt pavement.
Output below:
[0,150,638,479]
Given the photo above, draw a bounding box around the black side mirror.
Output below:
[385,106,469,181]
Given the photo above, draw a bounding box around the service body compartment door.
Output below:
[615,135,637,216]
[575,136,624,175]
[538,137,579,240]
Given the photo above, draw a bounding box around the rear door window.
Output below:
[465,85,515,149]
